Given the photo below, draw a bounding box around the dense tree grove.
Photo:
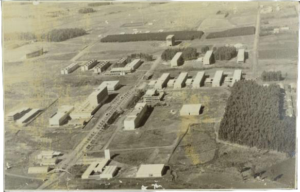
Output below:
[101,31,204,42]
[201,46,210,54]
[261,71,283,81]
[161,47,198,61]
[219,80,295,154]
[127,53,154,61]
[214,46,237,60]
[78,8,95,14]
[42,28,87,42]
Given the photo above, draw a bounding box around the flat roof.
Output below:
[58,105,74,113]
[192,71,205,86]
[166,34,174,39]
[213,71,223,83]
[171,52,183,62]
[94,159,109,173]
[174,72,188,84]
[16,108,40,124]
[65,63,78,70]
[136,164,165,175]
[204,50,213,60]
[237,49,245,61]
[180,104,202,113]
[102,166,117,175]
[82,162,99,178]
[145,89,156,96]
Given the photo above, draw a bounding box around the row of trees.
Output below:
[161,47,198,61]
[219,80,295,154]
[42,28,87,42]
[214,46,237,60]
[127,53,154,61]
[78,8,95,14]
[261,71,283,81]
[4,32,37,41]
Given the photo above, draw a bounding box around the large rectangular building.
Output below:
[7,107,31,121]
[93,61,111,74]
[16,108,41,126]
[237,49,245,63]
[114,57,127,68]
[166,34,175,46]
[136,164,165,178]
[100,166,118,179]
[61,63,79,75]
[154,73,170,89]
[231,70,242,86]
[39,158,58,166]
[124,103,148,130]
[174,72,188,89]
[70,86,108,119]
[212,71,223,87]
[203,50,213,65]
[97,81,120,91]
[171,52,183,67]
[192,71,205,89]
[127,59,142,70]
[110,67,132,76]
[180,104,202,116]
[49,105,74,127]
[81,60,98,71]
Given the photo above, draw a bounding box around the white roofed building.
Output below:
[136,164,165,178]
[124,103,148,130]
[192,71,205,89]
[237,49,245,63]
[171,52,183,67]
[174,72,188,89]
[180,104,202,116]
[154,73,170,89]
[212,71,223,87]
[231,70,242,86]
[203,50,213,65]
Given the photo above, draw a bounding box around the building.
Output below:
[127,59,143,71]
[171,52,183,67]
[237,49,245,63]
[49,105,74,127]
[231,70,242,86]
[136,164,165,178]
[6,107,31,121]
[143,89,165,104]
[93,61,111,74]
[186,79,193,86]
[37,151,61,160]
[105,149,111,160]
[212,71,223,87]
[203,50,213,65]
[39,158,58,166]
[28,166,50,174]
[81,162,99,179]
[81,60,98,71]
[100,166,118,179]
[167,79,175,87]
[16,108,41,126]
[70,86,108,119]
[180,104,202,116]
[61,63,79,75]
[110,67,132,76]
[124,103,148,130]
[174,72,188,89]
[97,81,120,91]
[26,48,43,59]
[154,73,170,89]
[166,35,175,46]
[81,159,109,179]
[192,71,205,89]
[114,57,127,68]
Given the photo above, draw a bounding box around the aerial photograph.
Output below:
[2,0,298,190]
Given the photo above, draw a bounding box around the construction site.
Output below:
[3,1,297,190]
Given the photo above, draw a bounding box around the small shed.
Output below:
[180,104,202,116]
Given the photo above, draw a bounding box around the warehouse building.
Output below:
[28,166,50,174]
[97,81,120,91]
[154,73,170,89]
[7,107,31,121]
[180,104,202,116]
[93,61,111,74]
[70,86,108,119]
[212,71,223,87]
[192,71,206,89]
[171,52,183,67]
[26,48,43,59]
[110,67,132,75]
[100,166,118,179]
[174,72,188,89]
[81,159,109,179]
[231,70,242,86]
[237,49,245,63]
[37,151,62,160]
[39,158,58,166]
[143,89,165,104]
[16,108,41,126]
[136,164,165,178]
[166,35,175,46]
[203,50,214,65]
[81,60,98,71]
[114,57,128,68]
[61,63,79,75]
[126,59,143,71]
[124,103,148,130]
[49,105,74,127]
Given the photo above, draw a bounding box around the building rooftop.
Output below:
[204,50,213,60]
[166,34,174,39]
[171,52,183,62]
[136,164,165,175]
[180,104,202,114]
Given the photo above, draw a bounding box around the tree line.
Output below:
[161,47,198,61]
[218,80,295,154]
[261,71,283,81]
